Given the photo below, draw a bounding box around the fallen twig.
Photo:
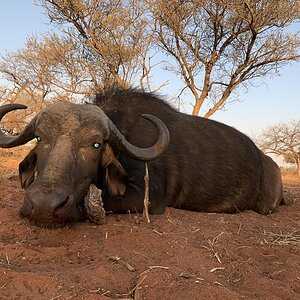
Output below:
[50,294,63,300]
[179,272,204,281]
[202,232,225,264]
[263,229,300,245]
[109,255,136,272]
[5,252,10,265]
[153,229,163,235]
[210,267,225,273]
[137,265,169,278]
[133,266,170,299]
[202,240,222,264]
[237,222,242,234]
[130,275,147,299]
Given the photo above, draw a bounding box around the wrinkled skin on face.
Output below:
[18,103,112,226]
[17,102,146,227]
[0,101,169,227]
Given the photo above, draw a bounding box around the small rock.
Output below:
[84,184,106,224]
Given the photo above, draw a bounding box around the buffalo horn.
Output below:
[107,114,170,161]
[0,104,36,148]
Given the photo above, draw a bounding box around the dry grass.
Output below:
[263,229,300,245]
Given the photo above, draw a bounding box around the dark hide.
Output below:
[2,89,285,227]
[19,149,37,189]
[95,89,285,215]
[11,100,168,226]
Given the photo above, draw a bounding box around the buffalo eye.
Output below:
[36,136,42,142]
[92,142,101,149]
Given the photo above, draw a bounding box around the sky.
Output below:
[0,0,299,140]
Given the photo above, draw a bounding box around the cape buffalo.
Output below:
[0,89,287,226]
[0,99,169,226]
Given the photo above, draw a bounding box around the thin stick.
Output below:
[137,266,170,278]
[143,163,150,223]
[5,253,10,265]
[50,295,63,300]
[109,255,136,272]
[130,275,146,298]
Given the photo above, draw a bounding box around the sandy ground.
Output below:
[0,148,299,300]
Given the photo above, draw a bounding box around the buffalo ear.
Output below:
[101,144,127,197]
[19,149,37,188]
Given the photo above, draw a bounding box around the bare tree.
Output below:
[0,87,31,132]
[148,0,300,116]
[37,0,156,90]
[0,31,127,105]
[0,34,82,112]
[0,44,48,124]
[258,120,300,177]
[0,4,165,119]
[3,0,299,119]
[0,32,100,129]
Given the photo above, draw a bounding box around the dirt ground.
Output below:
[0,148,299,300]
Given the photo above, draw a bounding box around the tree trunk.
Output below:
[204,87,233,118]
[192,100,202,116]
[192,92,208,116]
[297,158,300,178]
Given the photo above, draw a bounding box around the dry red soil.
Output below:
[0,148,299,300]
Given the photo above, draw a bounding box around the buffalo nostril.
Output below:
[54,195,69,211]
[26,190,70,218]
[53,195,74,221]
[20,188,77,225]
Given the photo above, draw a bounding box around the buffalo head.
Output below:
[0,102,169,227]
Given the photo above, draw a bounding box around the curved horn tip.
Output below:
[13,104,28,109]
[0,103,28,118]
[141,113,170,140]
[107,113,170,162]
[1,103,27,110]
[0,104,34,148]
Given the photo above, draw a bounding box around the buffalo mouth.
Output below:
[19,184,105,228]
[19,205,87,228]
[19,203,85,228]
[20,216,76,229]
[19,193,84,228]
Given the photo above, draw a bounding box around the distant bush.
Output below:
[280,166,297,176]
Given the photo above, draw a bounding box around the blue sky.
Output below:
[0,0,299,138]
[0,1,51,51]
